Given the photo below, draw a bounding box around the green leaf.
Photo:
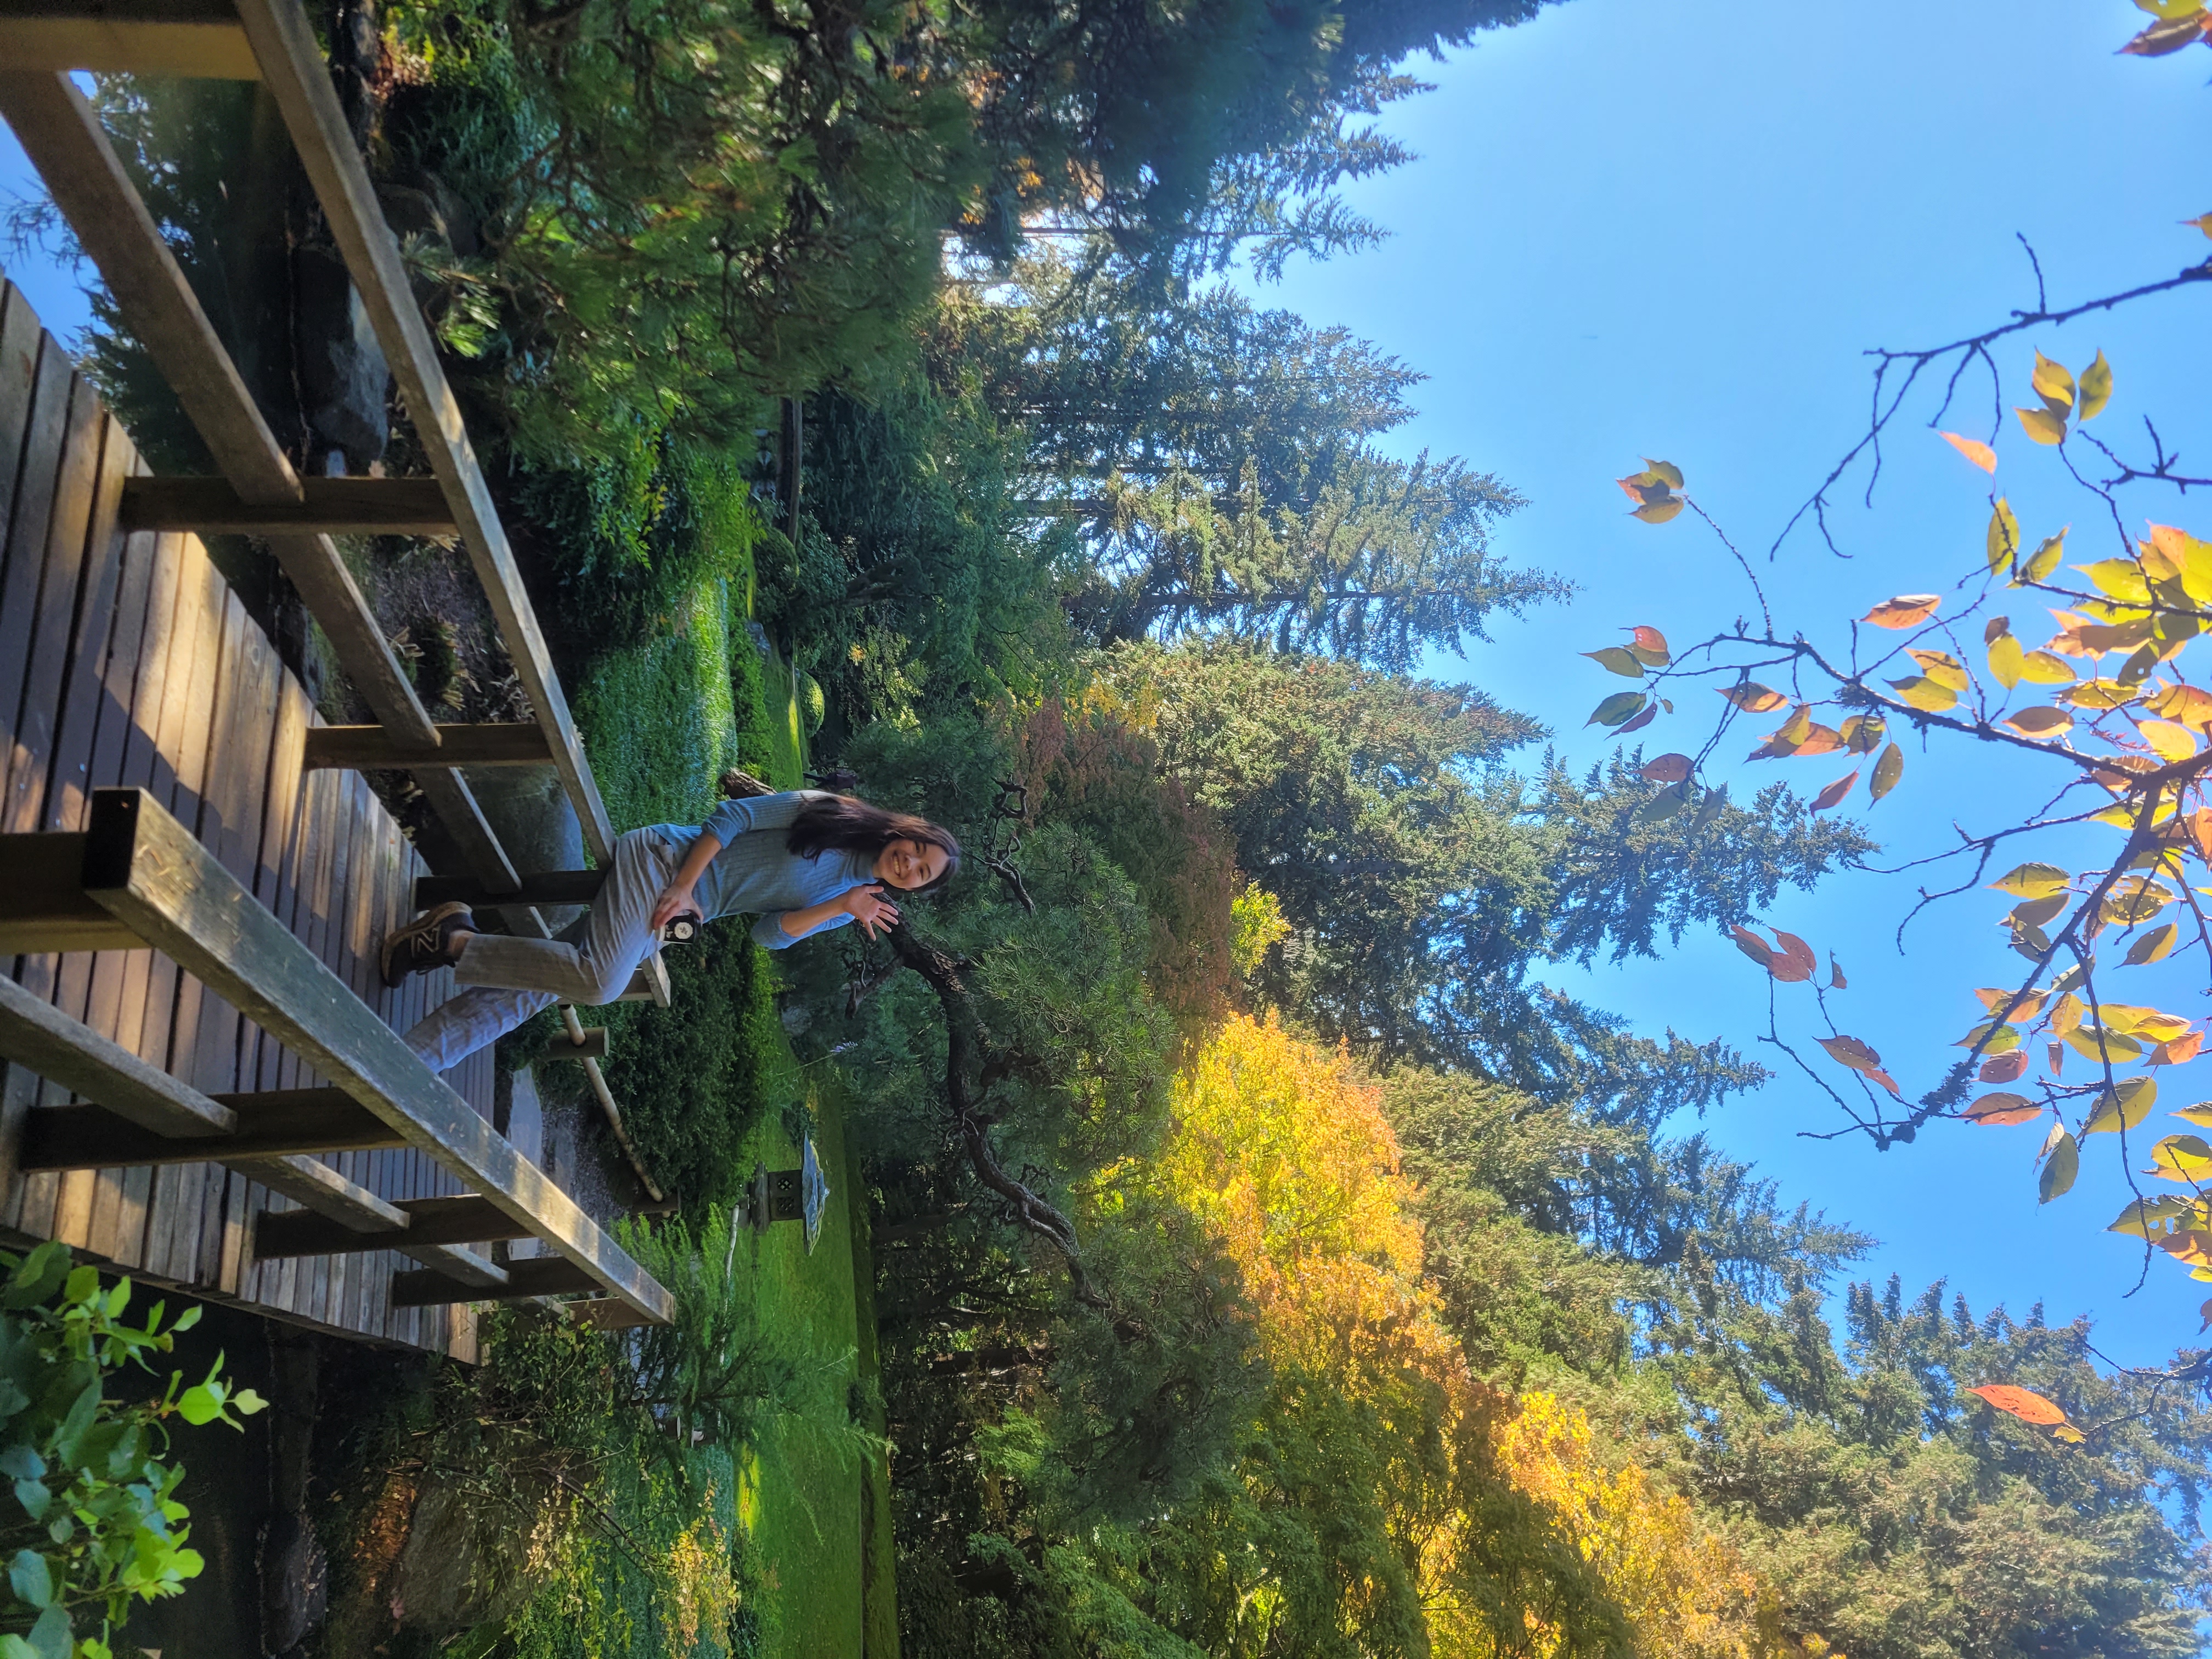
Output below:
[0,1634,31,1659]
[0,1446,46,1485]
[49,1382,97,1471]
[1587,692,1647,728]
[229,1387,267,1418]
[171,1306,200,1334]
[1,1246,66,1312]
[9,1548,52,1609]
[60,1267,95,1309]
[2040,1130,2080,1202]
[176,1385,223,1429]
[12,1480,47,1523]
[1582,646,1645,678]
[22,1605,66,1659]
[100,1279,128,1321]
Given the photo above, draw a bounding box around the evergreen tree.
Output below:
[950,259,1425,496]
[1104,641,1871,1104]
[950,262,1556,669]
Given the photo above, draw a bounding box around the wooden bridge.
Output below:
[0,2,676,1349]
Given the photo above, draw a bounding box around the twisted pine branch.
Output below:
[882,921,1110,1312]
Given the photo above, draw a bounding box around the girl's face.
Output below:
[876,837,949,891]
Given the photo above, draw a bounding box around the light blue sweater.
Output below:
[651,790,875,950]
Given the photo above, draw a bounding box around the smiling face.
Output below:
[874,837,950,891]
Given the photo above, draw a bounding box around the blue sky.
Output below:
[4,2,2209,1366]
[1255,0,2212,1365]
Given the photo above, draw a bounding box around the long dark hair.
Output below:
[787,793,961,893]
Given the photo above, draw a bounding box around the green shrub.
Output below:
[0,1244,264,1659]
[597,929,787,1207]
[518,443,764,670]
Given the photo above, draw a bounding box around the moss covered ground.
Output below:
[544,543,891,1657]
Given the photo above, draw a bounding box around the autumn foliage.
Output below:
[1160,1014,1825,1656]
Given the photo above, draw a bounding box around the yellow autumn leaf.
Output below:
[2079,559,2153,603]
[2084,1076,2158,1133]
[2145,719,2199,762]
[2066,1025,2147,1064]
[2078,351,2113,421]
[1889,675,1959,713]
[2032,350,2076,417]
[1905,648,1970,691]
[2016,405,2068,446]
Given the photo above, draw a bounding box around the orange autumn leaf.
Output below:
[1769,932,1818,984]
[1963,1092,2041,1126]
[1863,594,1942,629]
[1939,431,1999,473]
[1810,771,1858,812]
[1968,1384,2070,1426]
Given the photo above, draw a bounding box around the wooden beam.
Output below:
[0,973,237,1137]
[305,724,555,772]
[19,1088,404,1169]
[544,1028,609,1062]
[120,476,455,535]
[0,4,258,80]
[234,1163,506,1286]
[232,1154,405,1232]
[78,788,672,1322]
[409,1244,507,1293]
[234,0,617,867]
[414,870,606,910]
[255,1193,526,1257]
[0,833,142,953]
[0,73,442,753]
[566,1297,663,1331]
[391,1256,594,1306]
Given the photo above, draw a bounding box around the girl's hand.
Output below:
[650,883,697,930]
[844,883,901,940]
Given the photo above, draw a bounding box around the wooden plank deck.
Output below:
[0,275,501,1359]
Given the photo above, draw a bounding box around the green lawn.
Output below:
[543,554,891,1658]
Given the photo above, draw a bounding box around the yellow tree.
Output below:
[1156,1013,1822,1657]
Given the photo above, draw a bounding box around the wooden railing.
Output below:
[0,0,684,1322]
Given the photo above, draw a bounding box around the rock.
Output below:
[463,767,588,932]
[386,1450,555,1634]
[293,244,391,471]
[260,1510,329,1654]
[374,182,451,249]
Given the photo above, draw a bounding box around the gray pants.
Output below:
[403,827,674,1073]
